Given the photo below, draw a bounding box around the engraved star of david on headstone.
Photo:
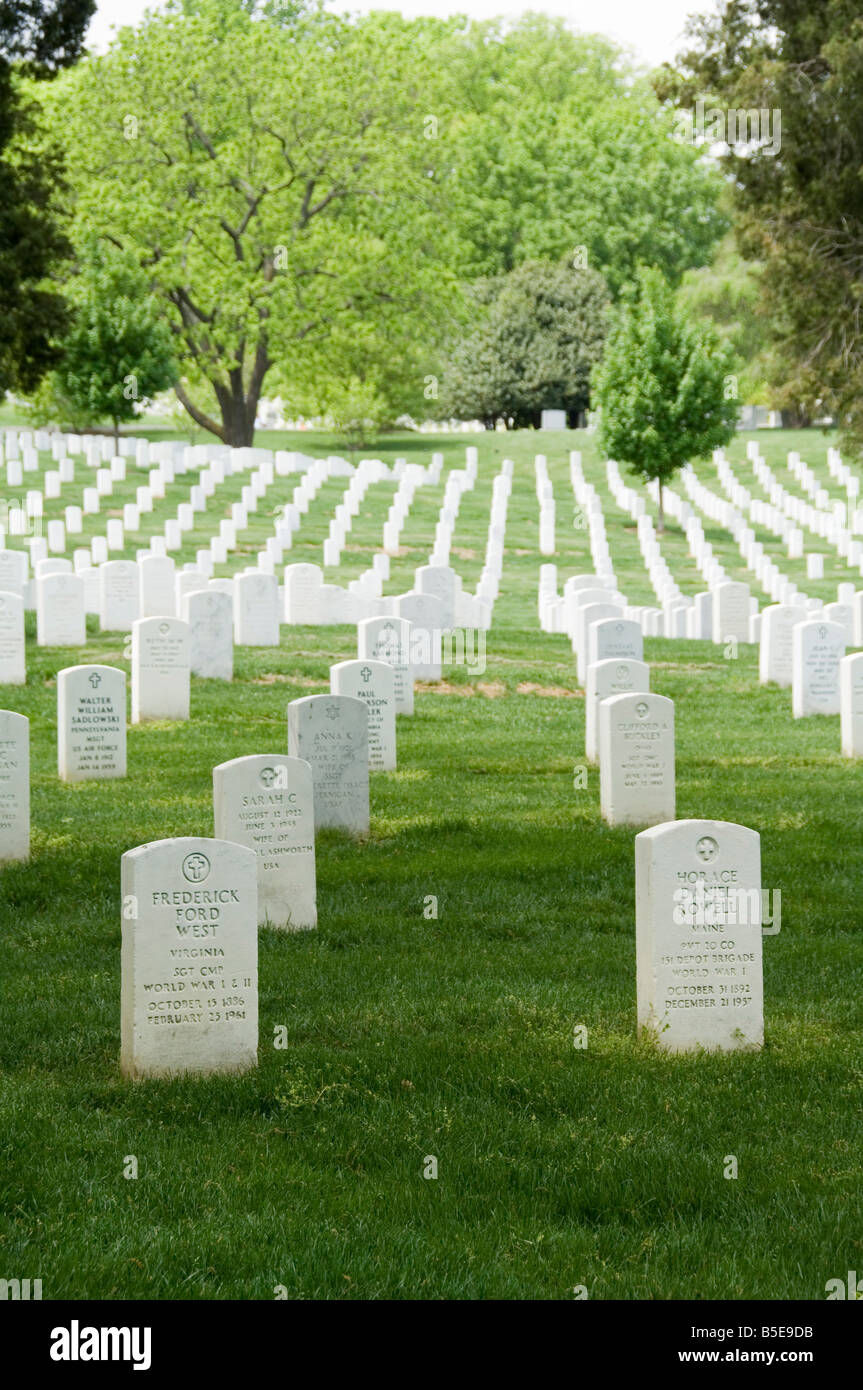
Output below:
[325,703,341,720]
[88,672,102,688]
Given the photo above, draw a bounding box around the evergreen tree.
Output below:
[0,0,95,394]
[440,261,611,428]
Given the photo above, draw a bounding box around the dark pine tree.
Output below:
[0,1,95,395]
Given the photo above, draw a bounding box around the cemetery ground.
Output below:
[2,425,862,1300]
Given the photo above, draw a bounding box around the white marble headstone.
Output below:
[599,692,675,827]
[588,617,643,672]
[121,837,258,1077]
[58,664,127,781]
[182,588,233,680]
[840,652,863,757]
[792,620,845,717]
[577,603,624,684]
[394,592,443,681]
[0,590,25,684]
[712,581,751,645]
[636,819,763,1052]
[234,572,280,646]
[0,550,27,597]
[415,564,457,629]
[330,659,396,770]
[36,572,86,647]
[287,694,369,834]
[99,560,140,632]
[213,754,316,930]
[585,657,650,765]
[283,563,324,624]
[0,709,29,861]
[567,586,619,645]
[139,554,177,618]
[357,615,413,716]
[131,617,191,723]
[758,604,803,687]
[175,569,209,614]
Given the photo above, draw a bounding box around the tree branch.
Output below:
[174,382,225,441]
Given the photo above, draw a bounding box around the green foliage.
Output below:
[30,4,728,445]
[677,232,774,406]
[44,0,460,446]
[439,260,611,428]
[596,268,737,521]
[314,373,389,454]
[656,0,863,445]
[0,98,71,396]
[0,0,95,74]
[0,0,95,396]
[270,316,439,442]
[42,238,177,432]
[442,15,727,294]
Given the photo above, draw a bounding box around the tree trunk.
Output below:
[112,418,120,449]
[174,377,258,448]
[657,480,665,534]
[214,384,257,448]
[173,338,270,448]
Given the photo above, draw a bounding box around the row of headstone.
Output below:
[542,560,757,649]
[746,446,863,577]
[7,657,394,852]
[8,430,855,639]
[3,433,494,624]
[125,692,377,1074]
[596,465,767,1049]
[15,556,470,677]
[118,806,766,1078]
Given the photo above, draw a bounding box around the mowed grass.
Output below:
[1,425,862,1300]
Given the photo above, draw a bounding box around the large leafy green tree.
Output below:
[439,260,611,428]
[0,0,95,396]
[38,238,178,440]
[596,269,737,531]
[46,0,460,446]
[442,15,727,295]
[656,0,863,446]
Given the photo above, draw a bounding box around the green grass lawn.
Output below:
[1,423,861,1299]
